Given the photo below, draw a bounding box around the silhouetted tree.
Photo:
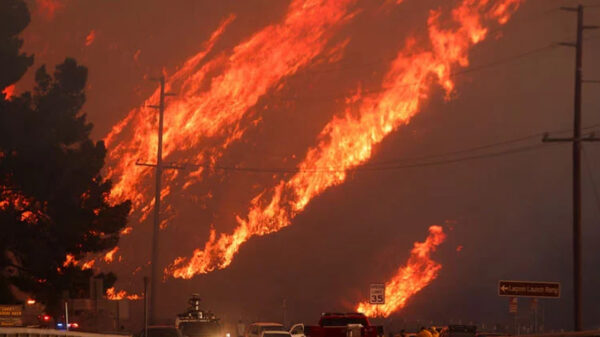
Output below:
[0,0,131,315]
[0,0,33,90]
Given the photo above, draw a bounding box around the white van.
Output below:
[245,323,285,337]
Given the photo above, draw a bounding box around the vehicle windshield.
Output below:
[180,322,222,337]
[261,326,285,332]
[264,333,289,337]
[321,317,368,326]
[142,328,180,337]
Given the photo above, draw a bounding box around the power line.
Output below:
[359,143,559,171]
[302,6,562,76]
[368,123,600,167]
[171,124,599,174]
[183,142,561,174]
[275,43,559,102]
[541,5,600,330]
[300,6,566,77]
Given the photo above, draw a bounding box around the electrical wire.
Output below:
[273,43,559,103]
[368,123,600,167]
[188,143,562,174]
[301,6,562,76]
[184,141,567,174]
[179,122,600,174]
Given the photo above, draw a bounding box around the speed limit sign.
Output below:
[369,283,385,304]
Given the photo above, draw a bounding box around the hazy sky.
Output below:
[17,0,600,331]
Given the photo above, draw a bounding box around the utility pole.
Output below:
[543,4,599,331]
[144,276,149,337]
[150,75,165,326]
[136,76,179,324]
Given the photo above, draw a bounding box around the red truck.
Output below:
[290,313,381,337]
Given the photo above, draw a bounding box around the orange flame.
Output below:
[104,246,119,263]
[2,85,16,100]
[85,30,96,47]
[105,287,141,300]
[120,226,133,235]
[62,254,95,270]
[105,0,357,216]
[63,254,77,267]
[169,0,522,279]
[356,225,446,317]
[81,260,95,270]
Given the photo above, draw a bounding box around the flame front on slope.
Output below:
[356,225,446,317]
[169,0,523,279]
[105,0,358,219]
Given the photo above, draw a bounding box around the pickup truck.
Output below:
[290,313,380,337]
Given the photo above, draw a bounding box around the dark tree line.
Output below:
[0,0,131,315]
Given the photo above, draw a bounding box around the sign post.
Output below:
[498,281,560,298]
[509,297,518,314]
[369,283,385,305]
[0,305,23,327]
[499,281,560,336]
[509,297,518,335]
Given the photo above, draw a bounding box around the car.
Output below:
[139,325,184,337]
[290,324,306,337]
[261,331,292,337]
[439,326,477,337]
[246,323,285,337]
[302,313,379,337]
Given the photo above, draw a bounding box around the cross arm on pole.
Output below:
[558,42,576,48]
[542,132,600,143]
[560,6,578,12]
[135,161,158,168]
[135,161,186,170]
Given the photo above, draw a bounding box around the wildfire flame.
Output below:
[85,30,96,47]
[105,0,358,217]
[105,287,141,300]
[104,246,119,263]
[63,254,77,267]
[169,0,522,279]
[81,260,95,270]
[120,226,133,235]
[62,253,95,270]
[2,85,16,100]
[356,225,446,317]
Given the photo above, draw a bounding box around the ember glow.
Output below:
[169,0,523,279]
[2,85,16,100]
[85,30,96,47]
[35,0,64,20]
[356,225,446,317]
[81,260,95,270]
[105,287,141,300]
[120,226,133,235]
[105,0,358,217]
[63,254,77,267]
[104,246,119,263]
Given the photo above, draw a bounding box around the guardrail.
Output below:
[518,331,600,337]
[0,327,131,337]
